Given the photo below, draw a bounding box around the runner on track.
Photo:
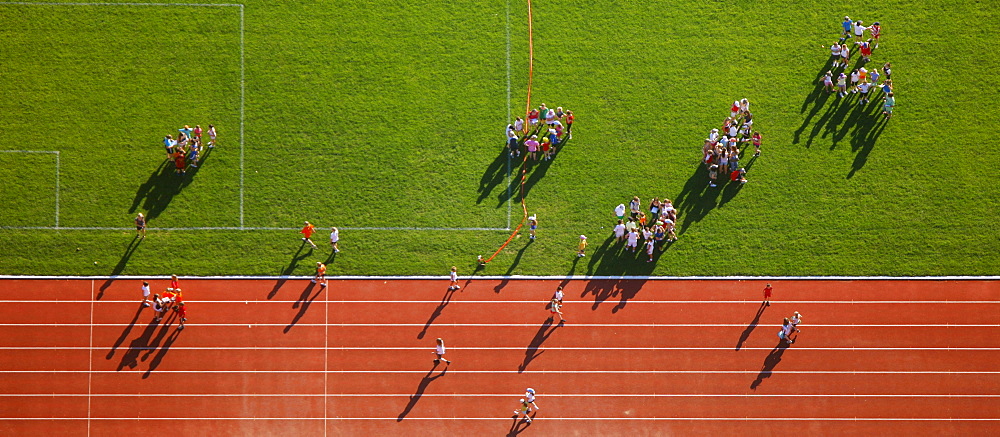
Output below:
[433,338,451,365]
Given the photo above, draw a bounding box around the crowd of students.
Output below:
[506,104,574,160]
[610,196,679,262]
[823,17,895,117]
[702,99,758,188]
[162,124,217,175]
[140,275,187,330]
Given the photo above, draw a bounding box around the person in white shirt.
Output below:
[329,227,340,253]
[626,229,640,252]
[613,219,626,242]
[525,388,540,411]
[433,338,451,365]
[858,81,871,104]
[553,286,564,304]
[646,239,656,262]
[141,281,151,308]
[853,20,867,41]
[830,43,842,67]
[448,266,460,291]
[614,203,626,221]
[790,312,803,333]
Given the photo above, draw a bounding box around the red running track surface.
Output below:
[0,278,998,436]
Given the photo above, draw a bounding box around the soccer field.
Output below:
[0,0,997,276]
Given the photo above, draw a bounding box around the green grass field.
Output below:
[0,0,997,276]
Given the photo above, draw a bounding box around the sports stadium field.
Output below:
[0,0,997,276]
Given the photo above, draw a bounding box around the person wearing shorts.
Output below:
[134,213,146,239]
[883,92,895,119]
[448,266,460,291]
[528,215,538,240]
[840,44,850,67]
[141,281,151,307]
[152,294,169,322]
[525,388,540,411]
[330,227,340,253]
[524,135,539,161]
[548,298,565,323]
[507,126,520,158]
[853,20,866,42]
[830,44,842,68]
[300,221,318,249]
[577,235,587,257]
[841,16,852,39]
[836,73,848,97]
[565,110,574,139]
[174,150,186,175]
[645,239,656,262]
[514,398,533,423]
[763,283,772,306]
[790,311,803,333]
[311,262,328,288]
[778,318,795,344]
[207,124,217,148]
[433,338,451,365]
[176,302,187,330]
[626,229,639,252]
[553,286,564,304]
[527,109,539,128]
[163,135,176,159]
[870,22,882,48]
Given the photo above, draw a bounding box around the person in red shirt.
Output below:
[174,149,187,175]
[763,283,772,307]
[565,110,574,139]
[300,221,318,249]
[311,261,328,288]
[730,168,747,184]
[176,302,187,330]
[170,274,180,291]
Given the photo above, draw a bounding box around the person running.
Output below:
[790,311,803,333]
[330,227,340,253]
[548,298,566,324]
[448,266,460,291]
[207,124,217,148]
[525,388,540,411]
[883,92,895,119]
[528,215,538,240]
[134,213,146,239]
[514,398,533,423]
[141,281,151,307]
[779,318,794,344]
[311,261,328,288]
[553,286,564,304]
[763,283,772,306]
[432,337,451,365]
[152,294,169,322]
[176,302,187,330]
[577,235,587,257]
[300,221,318,249]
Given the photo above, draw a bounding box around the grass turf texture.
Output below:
[0,0,997,276]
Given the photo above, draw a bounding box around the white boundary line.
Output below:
[3,275,1000,280]
[2,323,996,328]
[4,300,999,304]
[86,280,93,436]
[0,417,996,421]
[0,151,59,226]
[505,0,512,230]
[4,393,998,398]
[4,370,998,374]
[239,3,245,229]
[3,346,998,351]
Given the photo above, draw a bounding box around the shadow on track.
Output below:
[284,281,322,333]
[268,241,311,300]
[736,302,768,351]
[518,318,560,373]
[750,337,790,390]
[397,363,448,421]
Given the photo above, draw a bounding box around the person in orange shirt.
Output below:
[300,221,318,249]
[311,261,328,288]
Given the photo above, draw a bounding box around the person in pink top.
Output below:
[524,135,540,161]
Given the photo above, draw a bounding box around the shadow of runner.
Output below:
[506,413,535,436]
[143,324,183,379]
[142,311,177,362]
[418,285,459,340]
[284,282,322,333]
[750,337,790,390]
[268,241,310,299]
[97,235,142,299]
[396,363,448,421]
[736,302,768,351]
[518,318,560,373]
[117,317,161,371]
[493,239,533,294]
[106,304,147,359]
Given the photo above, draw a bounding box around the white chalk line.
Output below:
[0,226,510,231]
[3,346,998,351]
[4,370,997,375]
[0,417,997,421]
[6,299,997,304]
[4,393,999,398]
[238,3,245,229]
[0,2,242,6]
[2,323,996,328]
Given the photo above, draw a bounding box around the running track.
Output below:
[1,278,998,436]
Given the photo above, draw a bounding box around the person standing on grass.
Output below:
[839,44,850,68]
[849,69,860,93]
[853,20,867,42]
[881,62,892,81]
[708,164,719,188]
[300,221,318,249]
[858,80,872,104]
[645,238,656,262]
[548,298,566,324]
[174,148,187,175]
[525,388,540,411]
[613,219,626,242]
[514,398,533,423]
[841,16,852,39]
[565,110,574,139]
[836,72,848,97]
[330,227,340,253]
[448,266,460,291]
[141,281,151,308]
[790,311,803,333]
[433,338,451,365]
[507,126,520,158]
[626,228,640,253]
[527,108,540,130]
[134,213,146,239]
[163,135,176,159]
[858,40,872,63]
[615,203,626,222]
[870,22,882,48]
[880,79,893,95]
[514,116,524,134]
[629,196,641,219]
[311,262,328,288]
[176,302,187,330]
[829,44,842,68]
[525,135,539,161]
[869,68,881,88]
[207,124,217,148]
[763,283,773,306]
[883,92,895,119]
[528,215,538,240]
[577,235,588,257]
[822,71,834,93]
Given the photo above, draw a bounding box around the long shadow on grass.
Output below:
[97,235,142,299]
[284,281,323,333]
[847,112,889,179]
[397,363,447,421]
[674,165,724,237]
[496,129,563,208]
[579,232,659,312]
[128,150,209,221]
[268,241,311,299]
[478,147,513,205]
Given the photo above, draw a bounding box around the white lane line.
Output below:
[2,323,997,328]
[4,394,1000,398]
[87,279,94,437]
[4,370,998,374]
[1,417,997,421]
[2,346,999,351]
[5,300,999,304]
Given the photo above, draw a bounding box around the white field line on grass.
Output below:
[4,370,998,375]
[0,151,59,226]
[5,393,999,398]
[0,2,511,233]
[5,275,997,280]
[2,417,997,421]
[3,346,998,351]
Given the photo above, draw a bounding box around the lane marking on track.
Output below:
[4,370,998,374]
[1,417,998,421]
[3,346,999,351]
[5,300,999,304]
[2,323,997,328]
[4,394,1000,398]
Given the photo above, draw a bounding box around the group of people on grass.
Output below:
[162,124,217,175]
[506,104,574,160]
[823,17,895,117]
[611,197,679,262]
[703,99,758,188]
